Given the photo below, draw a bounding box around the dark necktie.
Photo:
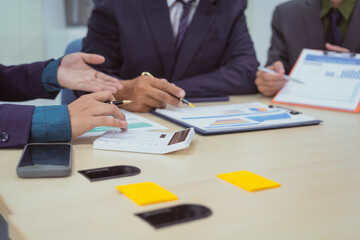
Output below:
[325,9,342,46]
[175,0,195,51]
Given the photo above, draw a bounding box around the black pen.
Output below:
[141,72,195,107]
[105,100,133,105]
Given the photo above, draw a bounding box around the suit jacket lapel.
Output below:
[303,0,325,49]
[172,0,219,81]
[343,0,360,51]
[142,0,176,79]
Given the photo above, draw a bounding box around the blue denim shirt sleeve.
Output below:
[30,57,72,143]
[30,105,72,142]
[41,57,63,92]
[29,58,71,142]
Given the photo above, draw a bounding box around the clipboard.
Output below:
[273,49,360,113]
[152,102,321,135]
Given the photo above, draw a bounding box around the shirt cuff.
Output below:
[41,57,63,93]
[30,105,72,143]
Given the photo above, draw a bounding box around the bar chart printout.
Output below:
[273,49,360,113]
[155,102,320,134]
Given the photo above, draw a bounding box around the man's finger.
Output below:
[271,61,285,74]
[95,72,123,90]
[150,78,186,99]
[150,87,182,107]
[257,77,285,89]
[86,85,104,93]
[325,43,350,53]
[262,72,285,82]
[96,71,118,82]
[101,86,119,94]
[92,78,119,93]
[111,105,127,122]
[90,91,116,102]
[135,90,167,109]
[92,116,128,129]
[81,53,106,65]
[89,102,120,116]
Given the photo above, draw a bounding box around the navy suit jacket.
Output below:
[82,0,259,96]
[267,0,360,74]
[0,61,56,148]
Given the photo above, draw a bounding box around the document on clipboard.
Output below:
[273,49,360,113]
[153,102,321,135]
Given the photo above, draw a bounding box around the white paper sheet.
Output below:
[78,110,167,138]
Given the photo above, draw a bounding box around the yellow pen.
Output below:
[141,72,195,108]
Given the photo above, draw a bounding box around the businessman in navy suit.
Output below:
[82,0,259,112]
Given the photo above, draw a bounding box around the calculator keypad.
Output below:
[98,131,169,147]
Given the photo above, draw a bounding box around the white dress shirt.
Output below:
[167,0,199,39]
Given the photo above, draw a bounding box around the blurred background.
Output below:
[0,0,288,105]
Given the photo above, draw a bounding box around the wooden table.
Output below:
[1,95,359,240]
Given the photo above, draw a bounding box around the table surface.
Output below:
[1,95,360,240]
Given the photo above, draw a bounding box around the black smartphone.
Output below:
[16,143,72,178]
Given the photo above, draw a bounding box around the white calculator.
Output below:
[93,128,195,154]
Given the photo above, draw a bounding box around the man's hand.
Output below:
[58,53,123,93]
[114,75,186,112]
[325,43,350,53]
[68,91,127,138]
[255,61,286,97]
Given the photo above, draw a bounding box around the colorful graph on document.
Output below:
[249,107,268,112]
[210,119,249,125]
[204,108,291,130]
[206,118,254,129]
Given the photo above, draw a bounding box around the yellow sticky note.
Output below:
[217,171,281,192]
[116,182,178,206]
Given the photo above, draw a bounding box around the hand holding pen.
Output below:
[257,67,304,85]
[111,71,190,112]
[105,100,133,105]
[255,61,304,97]
[141,72,195,108]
